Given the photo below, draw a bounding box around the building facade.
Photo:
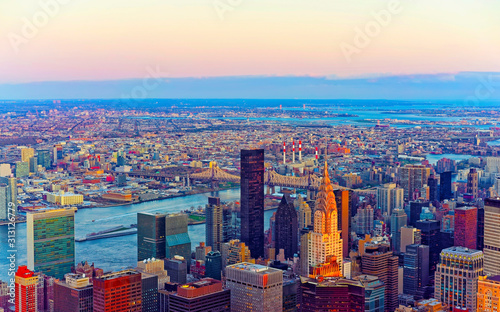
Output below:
[169,278,230,312]
[400,165,430,201]
[362,244,399,312]
[467,168,478,199]
[15,266,38,312]
[206,196,223,252]
[454,206,477,249]
[165,213,191,263]
[240,149,265,259]
[205,251,222,280]
[92,270,142,312]
[484,198,500,275]
[275,194,298,259]
[137,212,166,261]
[477,275,500,312]
[27,208,76,279]
[54,273,93,312]
[226,263,283,312]
[403,244,429,297]
[377,183,404,216]
[391,209,407,253]
[434,247,483,312]
[306,163,343,276]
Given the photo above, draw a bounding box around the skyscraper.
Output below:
[206,196,223,252]
[92,270,142,312]
[403,244,429,298]
[477,207,484,250]
[409,201,428,227]
[400,165,431,201]
[240,149,265,259]
[137,212,166,261]
[136,258,170,290]
[0,176,18,210]
[400,226,421,254]
[361,243,399,312]
[0,185,7,220]
[15,161,29,178]
[306,162,343,276]
[141,273,158,312]
[454,206,477,249]
[224,239,254,266]
[27,208,76,279]
[37,150,51,169]
[21,148,35,163]
[295,195,311,230]
[54,273,93,312]
[168,278,230,312]
[334,189,352,259]
[165,213,191,263]
[440,171,453,200]
[484,198,500,275]
[275,194,298,259]
[434,247,483,312]
[467,168,478,199]
[377,183,404,216]
[416,219,440,276]
[390,209,407,253]
[164,257,187,284]
[428,174,439,202]
[226,263,283,312]
[205,251,222,280]
[15,266,38,312]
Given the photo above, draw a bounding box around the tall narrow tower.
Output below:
[240,149,265,259]
[306,162,342,276]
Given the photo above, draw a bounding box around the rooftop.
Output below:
[95,269,140,281]
[441,246,483,257]
[227,262,280,274]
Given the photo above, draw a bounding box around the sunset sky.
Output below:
[1,0,500,85]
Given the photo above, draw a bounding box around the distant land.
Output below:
[1,72,500,101]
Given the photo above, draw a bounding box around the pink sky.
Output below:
[1,0,499,84]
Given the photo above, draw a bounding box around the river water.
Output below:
[0,188,276,281]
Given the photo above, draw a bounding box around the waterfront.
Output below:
[0,188,277,281]
[424,153,473,165]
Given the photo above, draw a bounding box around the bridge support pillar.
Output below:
[211,180,219,191]
[266,186,271,195]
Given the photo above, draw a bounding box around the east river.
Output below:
[0,188,278,281]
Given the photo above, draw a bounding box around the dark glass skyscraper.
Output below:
[141,273,159,312]
[403,244,429,298]
[440,171,452,200]
[427,174,439,202]
[37,149,51,169]
[415,219,440,276]
[240,149,265,259]
[137,212,166,261]
[205,251,222,280]
[275,194,298,259]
